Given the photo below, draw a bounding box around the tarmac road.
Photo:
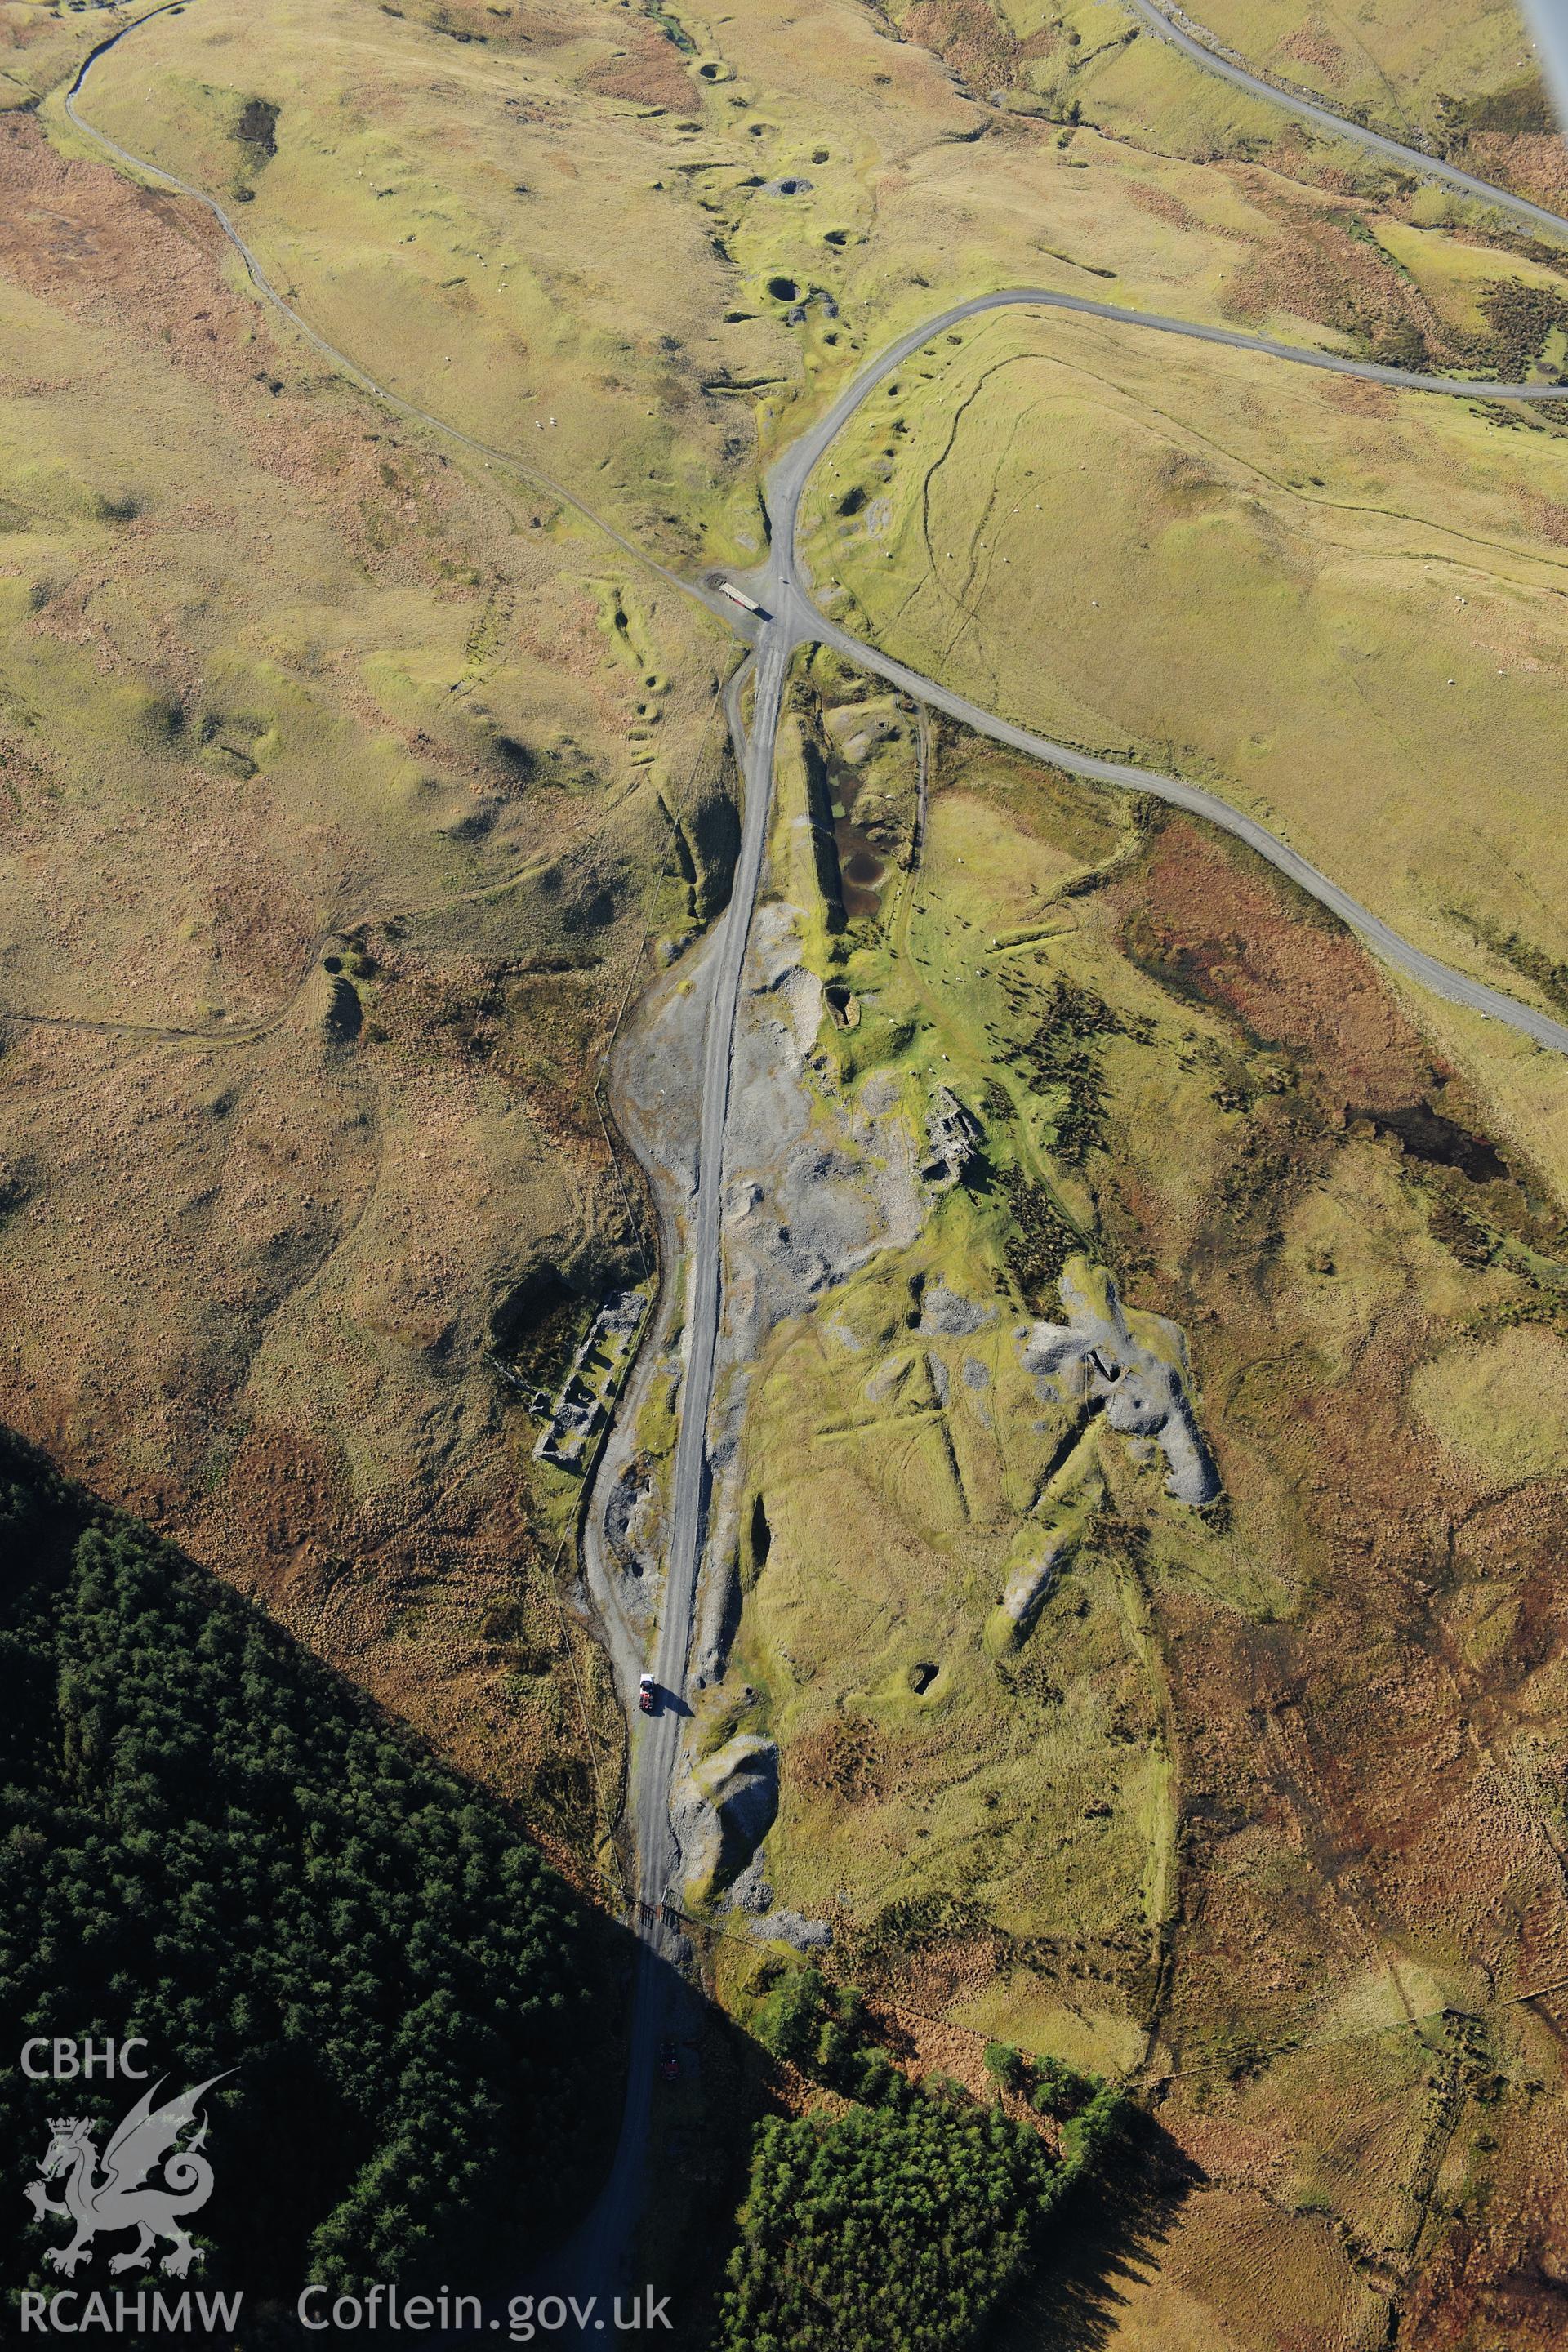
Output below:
[535,640,786,2328]
[753,288,1568,1058]
[808,598,1568,1051]
[607,635,788,1924]
[633,634,788,1904]
[1120,0,1568,244]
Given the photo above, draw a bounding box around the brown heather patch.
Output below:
[503,7,578,45]
[791,1709,889,1802]
[1016,24,1062,66]
[902,0,1018,92]
[1315,367,1397,415]
[584,29,694,111]
[1111,818,1437,1111]
[1125,1343,1568,2325]
[1524,494,1568,547]
[1088,814,1568,2337]
[1463,130,1568,213]
[857,1931,1012,2016]
[1278,19,1348,86]
[0,115,475,589]
[1125,180,1195,231]
[1216,199,1449,364]
[1400,2147,1568,2352]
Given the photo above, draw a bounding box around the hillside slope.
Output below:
[1,1430,623,2314]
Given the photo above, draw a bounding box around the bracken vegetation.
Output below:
[999,1166,1084,1303]
[0,1433,612,2306]
[1011,978,1138,1165]
[1478,277,1568,377]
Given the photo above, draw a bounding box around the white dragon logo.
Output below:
[24,2074,229,2278]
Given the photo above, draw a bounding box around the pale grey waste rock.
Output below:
[671,1733,779,1908]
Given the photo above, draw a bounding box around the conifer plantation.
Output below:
[719,1965,1128,2350]
[0,1433,615,2306]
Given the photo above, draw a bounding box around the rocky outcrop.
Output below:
[922,1087,982,1187]
[918,1279,992,1336]
[672,1732,779,1909]
[752,1909,832,1951]
[1020,1256,1219,1505]
[987,1255,1218,1654]
[986,1423,1104,1655]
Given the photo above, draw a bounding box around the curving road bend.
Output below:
[813,604,1568,1051]
[58,7,1568,2318]
[63,16,1568,1066]
[760,289,1568,1058]
[1120,0,1568,244]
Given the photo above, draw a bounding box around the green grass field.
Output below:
[802,300,1568,1036]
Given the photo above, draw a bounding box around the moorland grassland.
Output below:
[801,305,1568,1098]
[1176,0,1558,163]
[0,78,735,1869]
[4,0,1568,2338]
[706,657,1568,2343]
[874,0,1566,207]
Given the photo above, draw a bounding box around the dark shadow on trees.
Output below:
[989,2106,1204,2351]
[2,1421,1205,2352]
[0,1424,633,2342]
